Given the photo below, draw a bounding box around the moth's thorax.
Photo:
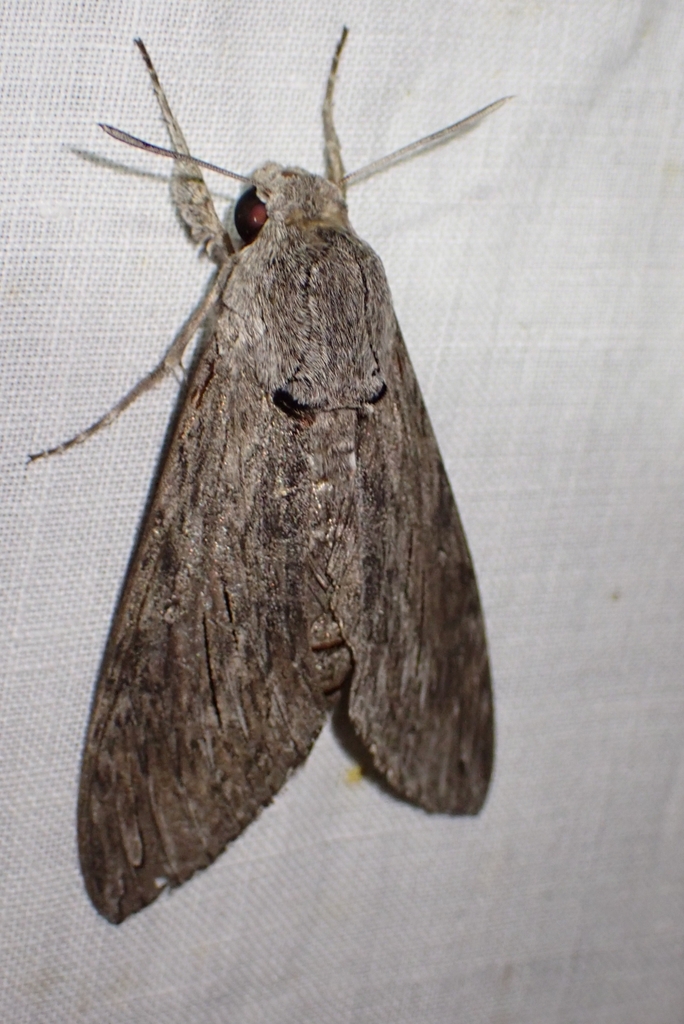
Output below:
[252,163,350,232]
[223,171,390,410]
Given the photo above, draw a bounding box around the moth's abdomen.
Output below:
[300,408,359,699]
[309,612,353,695]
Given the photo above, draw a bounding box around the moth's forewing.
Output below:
[77,329,330,923]
[347,321,493,813]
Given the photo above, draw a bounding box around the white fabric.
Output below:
[2,1,683,1020]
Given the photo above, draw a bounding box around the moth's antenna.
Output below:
[99,124,252,185]
[323,26,349,191]
[343,96,512,187]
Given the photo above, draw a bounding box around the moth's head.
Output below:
[234,164,349,245]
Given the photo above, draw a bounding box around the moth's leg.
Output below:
[135,40,233,265]
[323,27,349,193]
[29,261,233,463]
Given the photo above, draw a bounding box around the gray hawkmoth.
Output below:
[54,31,504,923]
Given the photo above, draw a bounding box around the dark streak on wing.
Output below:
[202,614,222,728]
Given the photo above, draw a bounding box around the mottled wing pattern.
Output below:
[78,334,328,923]
[344,321,493,813]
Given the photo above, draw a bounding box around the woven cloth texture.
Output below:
[1,1,683,1022]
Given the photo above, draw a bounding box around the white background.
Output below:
[2,1,683,1021]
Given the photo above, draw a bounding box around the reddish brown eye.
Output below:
[234,186,268,244]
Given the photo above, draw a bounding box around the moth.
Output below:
[47,31,505,923]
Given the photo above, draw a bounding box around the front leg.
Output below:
[135,40,233,266]
[29,261,234,462]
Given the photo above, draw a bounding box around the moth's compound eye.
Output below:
[235,187,268,244]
